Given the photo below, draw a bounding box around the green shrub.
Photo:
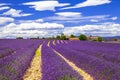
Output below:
[60,35,67,40]
[78,34,87,40]
[114,38,118,41]
[92,39,97,42]
[70,34,75,38]
[60,33,67,40]
[97,37,103,42]
[16,37,23,39]
[56,35,61,39]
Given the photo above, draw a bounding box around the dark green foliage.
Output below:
[42,37,45,39]
[60,34,67,40]
[97,37,103,42]
[114,38,118,41]
[70,34,75,38]
[78,34,87,40]
[56,35,61,39]
[16,37,23,39]
[92,39,97,42]
[56,33,68,40]
[30,37,40,39]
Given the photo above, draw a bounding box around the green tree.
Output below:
[56,35,61,39]
[114,38,118,41]
[78,34,87,40]
[70,34,75,38]
[97,37,103,42]
[16,37,23,39]
[60,33,67,40]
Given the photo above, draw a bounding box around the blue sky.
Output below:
[0,0,120,38]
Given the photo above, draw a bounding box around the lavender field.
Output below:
[0,39,120,80]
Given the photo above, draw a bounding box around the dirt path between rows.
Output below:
[23,45,42,80]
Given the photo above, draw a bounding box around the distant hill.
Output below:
[103,36,120,39]
[103,36,120,41]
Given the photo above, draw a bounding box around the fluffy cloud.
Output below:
[63,22,120,37]
[55,12,82,17]
[61,0,111,10]
[0,3,8,6]
[0,17,14,25]
[111,17,118,20]
[18,19,44,23]
[0,3,10,11]
[90,19,99,22]
[0,21,64,38]
[3,9,32,17]
[0,6,10,11]
[44,12,114,24]
[0,19,120,38]
[23,1,70,11]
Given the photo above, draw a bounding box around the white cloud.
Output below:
[44,13,111,23]
[0,17,14,25]
[0,21,64,38]
[0,19,120,38]
[0,6,10,11]
[3,9,32,17]
[35,19,44,22]
[0,3,8,6]
[55,12,82,17]
[90,19,99,22]
[111,17,118,20]
[17,22,64,29]
[63,22,120,37]
[23,1,70,11]
[18,19,44,23]
[61,0,111,10]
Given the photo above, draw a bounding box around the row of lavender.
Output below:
[67,41,120,66]
[51,40,120,80]
[0,39,41,58]
[41,41,83,80]
[0,39,43,80]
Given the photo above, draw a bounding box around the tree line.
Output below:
[16,33,103,42]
